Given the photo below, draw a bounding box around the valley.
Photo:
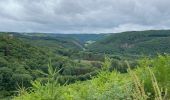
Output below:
[0,30,170,99]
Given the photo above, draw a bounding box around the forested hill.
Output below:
[0,33,50,97]
[0,33,100,98]
[87,30,170,55]
[21,33,106,43]
[11,32,85,50]
[1,30,170,99]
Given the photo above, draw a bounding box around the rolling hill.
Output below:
[20,33,106,44]
[87,30,170,55]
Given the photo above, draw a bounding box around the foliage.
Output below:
[14,56,131,100]
[0,33,99,98]
[135,55,170,98]
[14,55,170,100]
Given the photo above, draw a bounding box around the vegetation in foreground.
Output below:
[14,55,170,100]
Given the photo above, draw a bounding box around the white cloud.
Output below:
[0,0,170,33]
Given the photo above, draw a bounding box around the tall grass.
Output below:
[127,61,168,100]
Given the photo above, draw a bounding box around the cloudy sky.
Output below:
[0,0,170,33]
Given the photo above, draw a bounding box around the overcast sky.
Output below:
[0,0,170,33]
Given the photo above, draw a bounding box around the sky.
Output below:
[0,0,170,33]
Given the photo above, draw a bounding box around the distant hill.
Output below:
[10,32,85,50]
[21,33,106,43]
[87,30,170,55]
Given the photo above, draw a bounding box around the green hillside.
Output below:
[1,30,170,99]
[87,30,170,55]
[12,32,84,50]
[0,33,99,98]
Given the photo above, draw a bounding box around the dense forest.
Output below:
[0,30,170,99]
[88,30,170,55]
